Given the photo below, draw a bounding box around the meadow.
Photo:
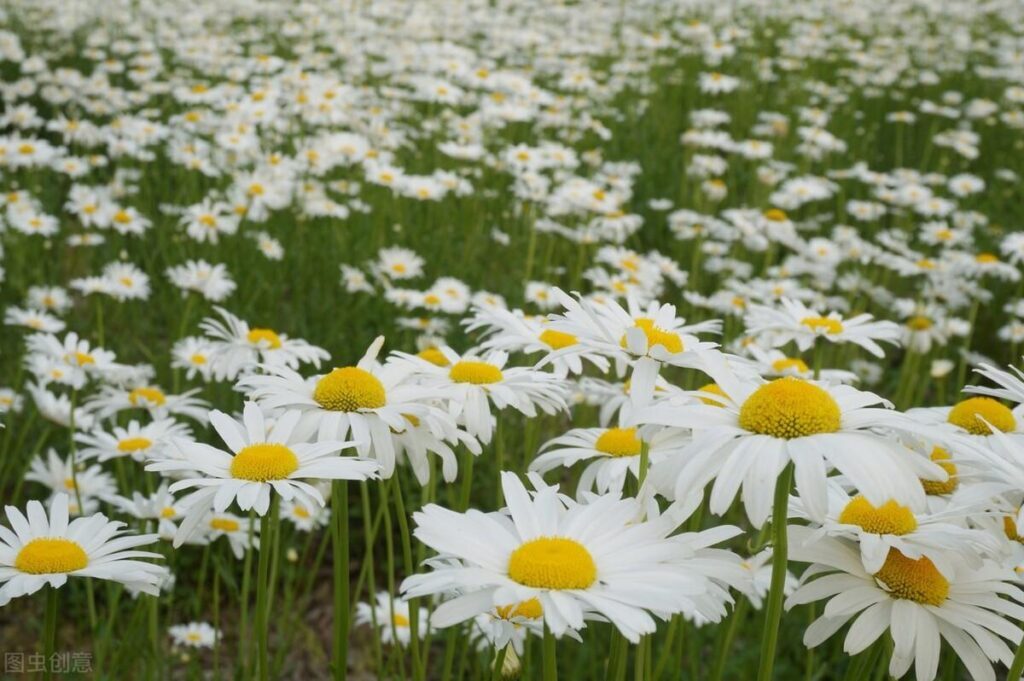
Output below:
[1,0,1024,679]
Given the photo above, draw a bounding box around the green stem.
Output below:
[332,480,350,681]
[756,463,794,681]
[255,497,278,681]
[491,644,509,681]
[543,624,558,681]
[392,477,424,680]
[42,586,58,681]
[1007,635,1024,681]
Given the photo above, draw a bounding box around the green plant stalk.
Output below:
[332,480,350,681]
[756,463,794,681]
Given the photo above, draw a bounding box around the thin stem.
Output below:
[332,480,350,681]
[491,644,509,681]
[1007,635,1024,681]
[543,624,558,681]
[392,476,424,680]
[756,463,794,681]
[42,586,58,681]
[255,498,277,681]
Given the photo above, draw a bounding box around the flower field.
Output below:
[2,0,1024,679]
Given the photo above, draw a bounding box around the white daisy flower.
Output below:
[0,494,167,606]
[401,473,743,642]
[636,355,949,526]
[787,528,1024,681]
[147,402,378,546]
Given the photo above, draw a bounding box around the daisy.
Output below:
[76,418,190,463]
[4,306,65,333]
[745,344,859,384]
[110,483,184,541]
[0,494,167,606]
[168,622,219,649]
[25,450,117,516]
[146,402,378,546]
[464,306,610,377]
[786,527,1024,681]
[793,480,1001,577]
[530,425,689,497]
[736,548,797,610]
[166,260,236,302]
[355,591,429,647]
[85,384,209,422]
[401,473,742,642]
[544,289,720,406]
[24,332,120,389]
[282,497,330,532]
[636,355,949,526]
[744,298,902,358]
[200,307,329,380]
[390,347,569,445]
[238,337,457,476]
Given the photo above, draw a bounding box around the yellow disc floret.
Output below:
[947,397,1016,435]
[210,518,240,532]
[449,361,503,385]
[416,347,450,367]
[738,377,841,439]
[873,549,949,606]
[247,328,283,349]
[229,443,299,482]
[838,496,917,535]
[771,357,810,374]
[15,538,89,574]
[622,318,683,354]
[128,387,166,407]
[698,383,729,406]
[508,537,597,590]
[314,367,387,411]
[539,329,578,350]
[800,316,843,335]
[496,598,543,620]
[117,437,153,453]
[594,428,642,457]
[922,447,958,496]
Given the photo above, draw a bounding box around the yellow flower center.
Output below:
[771,358,809,374]
[738,377,841,439]
[622,318,683,354]
[696,382,728,406]
[976,252,999,264]
[186,632,202,643]
[495,598,543,620]
[507,537,597,590]
[229,443,299,482]
[416,347,449,366]
[117,437,153,453]
[873,549,949,606]
[210,518,240,532]
[160,507,176,519]
[247,328,282,349]
[594,428,642,457]
[800,316,843,335]
[764,208,788,222]
[838,496,917,535]
[1004,515,1024,543]
[190,353,207,365]
[66,351,95,366]
[15,538,89,574]
[129,387,166,407]
[947,397,1016,435]
[449,361,503,385]
[906,316,933,331]
[392,613,410,627]
[539,329,578,350]
[293,506,311,519]
[113,210,132,224]
[313,367,387,412]
[922,447,958,495]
